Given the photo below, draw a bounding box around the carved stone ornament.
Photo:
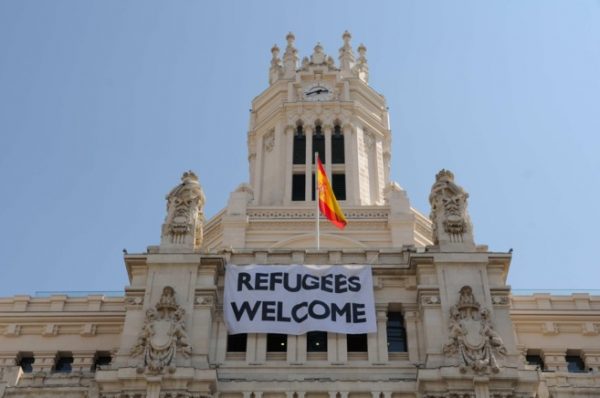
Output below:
[264,130,275,152]
[429,169,474,248]
[443,286,507,374]
[130,286,192,374]
[160,171,206,250]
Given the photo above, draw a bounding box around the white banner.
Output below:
[224,264,376,335]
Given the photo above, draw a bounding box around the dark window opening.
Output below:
[566,354,586,373]
[17,354,34,373]
[387,312,407,352]
[307,331,328,352]
[292,174,306,201]
[293,126,306,164]
[525,353,545,371]
[311,173,316,201]
[313,125,325,163]
[267,333,287,352]
[332,125,345,164]
[92,352,112,372]
[332,174,346,200]
[227,333,247,352]
[54,353,73,373]
[347,333,368,352]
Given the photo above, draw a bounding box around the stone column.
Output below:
[296,333,307,363]
[254,131,264,204]
[324,125,332,177]
[284,125,294,205]
[255,334,266,363]
[343,124,355,205]
[404,305,420,363]
[304,126,314,201]
[214,314,228,364]
[286,335,297,364]
[246,334,258,364]
[375,304,389,363]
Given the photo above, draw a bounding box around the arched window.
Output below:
[293,124,306,164]
[332,124,345,164]
[313,123,325,163]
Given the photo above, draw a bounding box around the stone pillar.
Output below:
[375,304,389,363]
[246,334,258,364]
[284,125,294,205]
[404,305,420,363]
[254,132,264,204]
[255,334,266,364]
[213,314,228,364]
[473,377,490,398]
[324,125,332,177]
[286,335,297,364]
[296,333,307,363]
[343,124,356,205]
[304,126,314,201]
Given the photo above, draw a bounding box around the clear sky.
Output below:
[0,1,599,296]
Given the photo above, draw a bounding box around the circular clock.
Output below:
[303,83,333,101]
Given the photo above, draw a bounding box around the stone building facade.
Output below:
[1,33,599,398]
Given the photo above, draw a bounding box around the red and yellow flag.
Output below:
[317,156,347,229]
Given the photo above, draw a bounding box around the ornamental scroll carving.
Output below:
[131,286,192,374]
[443,286,507,374]
[429,169,474,249]
[161,171,206,250]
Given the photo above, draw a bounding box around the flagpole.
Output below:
[315,152,320,250]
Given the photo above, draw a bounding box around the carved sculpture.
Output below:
[443,286,507,374]
[160,171,206,250]
[429,169,474,249]
[131,286,192,373]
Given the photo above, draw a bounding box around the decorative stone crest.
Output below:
[264,130,275,152]
[443,286,507,374]
[160,171,206,251]
[429,169,474,250]
[131,286,192,374]
[363,130,375,150]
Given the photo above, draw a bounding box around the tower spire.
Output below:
[354,43,369,83]
[339,30,355,77]
[269,44,283,84]
[283,32,298,78]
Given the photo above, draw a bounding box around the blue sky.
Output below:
[0,1,599,295]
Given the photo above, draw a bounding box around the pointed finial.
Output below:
[357,43,367,57]
[283,33,298,78]
[339,31,355,75]
[354,44,369,83]
[271,44,280,56]
[311,42,326,64]
[286,32,295,46]
[343,30,352,43]
[269,44,283,84]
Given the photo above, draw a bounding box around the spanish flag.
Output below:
[317,155,347,229]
